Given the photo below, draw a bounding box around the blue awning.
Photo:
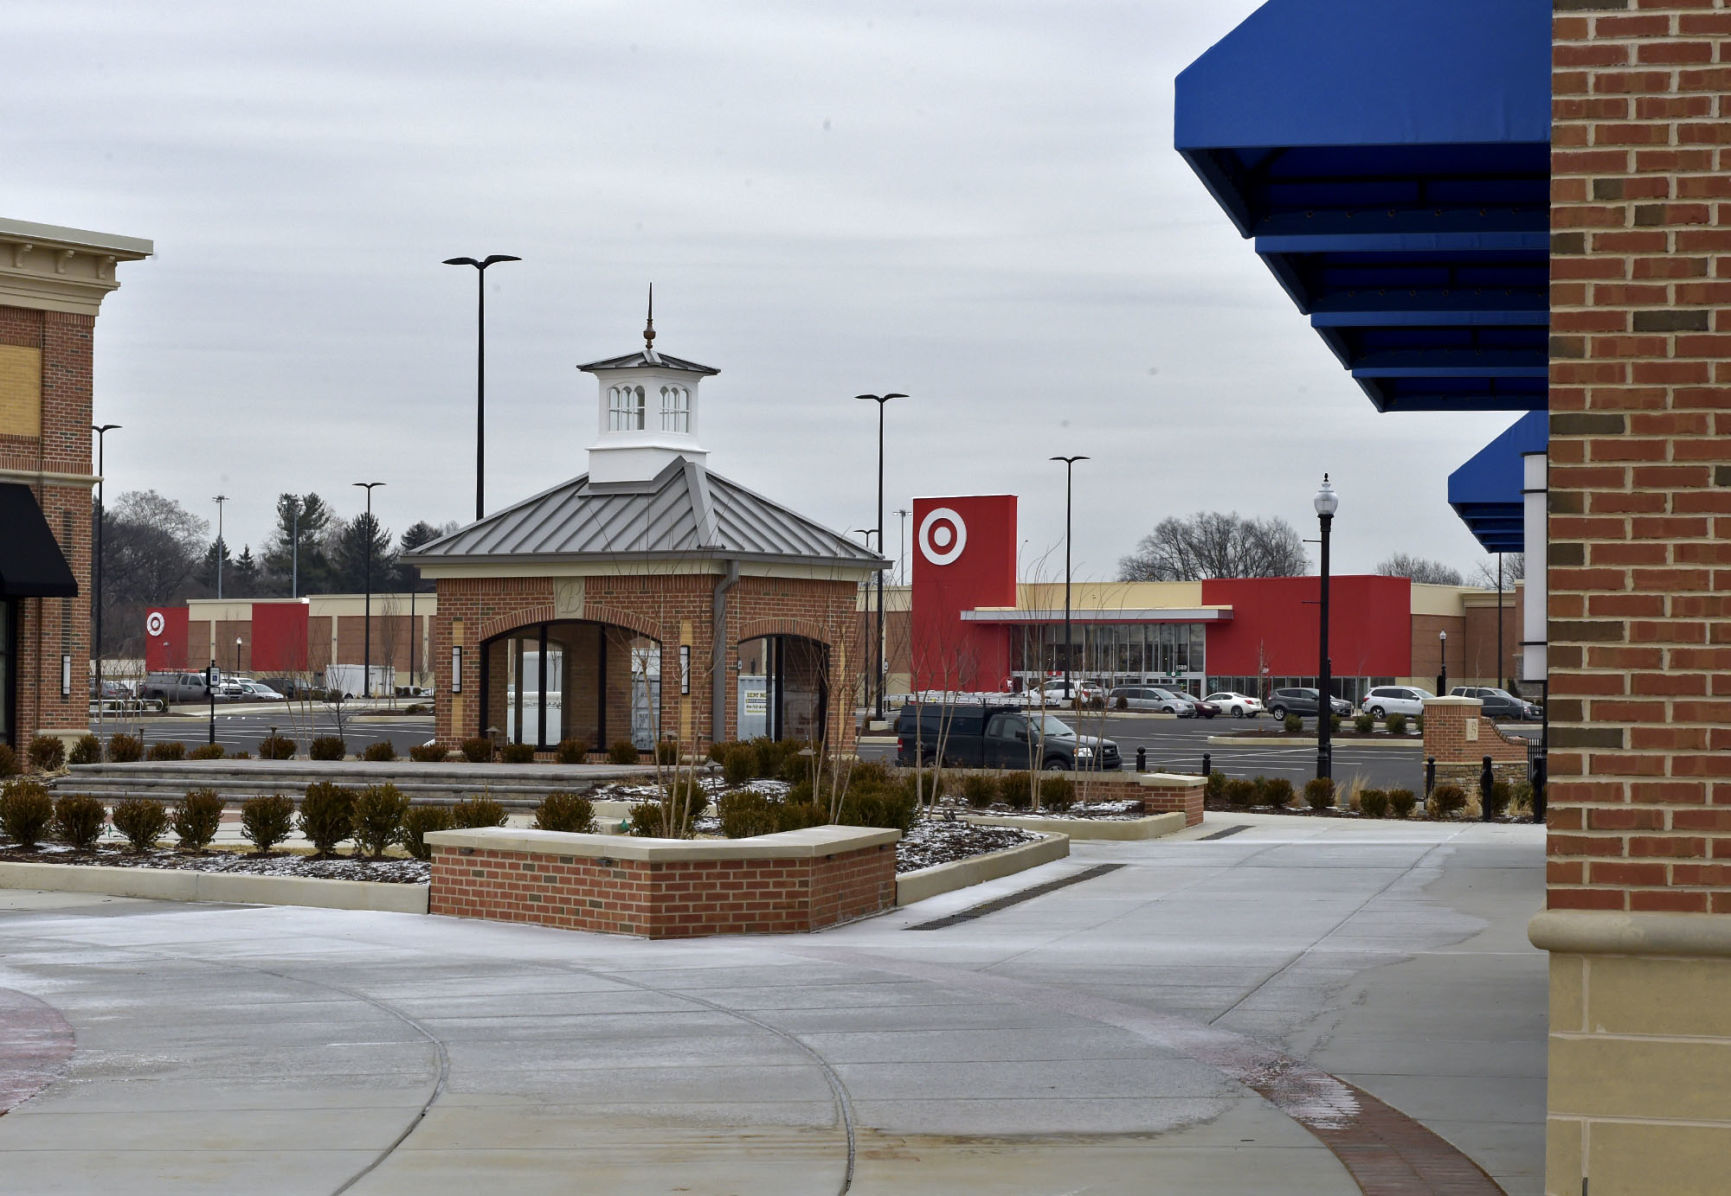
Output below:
[1448,411,1547,552]
[1176,0,1551,413]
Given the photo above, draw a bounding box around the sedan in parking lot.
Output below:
[1203,691,1262,718]
[1361,685,1433,720]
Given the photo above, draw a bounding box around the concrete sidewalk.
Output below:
[0,815,1545,1194]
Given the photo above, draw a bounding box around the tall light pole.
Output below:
[895,508,910,585]
[1050,456,1089,702]
[856,393,905,723]
[234,636,242,674]
[1495,552,1504,690]
[288,495,301,599]
[443,254,520,521]
[92,423,120,717]
[1314,474,1338,783]
[213,495,228,599]
[353,482,385,698]
[1438,629,1448,696]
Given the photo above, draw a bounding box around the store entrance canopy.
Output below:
[1448,411,1547,553]
[1176,0,1551,413]
[0,484,78,597]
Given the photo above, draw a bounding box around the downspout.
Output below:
[712,558,740,745]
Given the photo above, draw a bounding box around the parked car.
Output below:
[1184,693,1220,719]
[221,679,285,702]
[88,678,132,701]
[1266,687,1353,720]
[1203,691,1263,718]
[896,701,1121,771]
[1361,685,1434,720]
[139,670,217,704]
[1449,686,1542,722]
[1023,679,1105,709]
[1108,685,1196,716]
[258,676,322,700]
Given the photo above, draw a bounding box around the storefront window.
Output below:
[0,601,10,746]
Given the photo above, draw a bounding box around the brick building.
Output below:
[0,217,150,752]
[405,314,881,755]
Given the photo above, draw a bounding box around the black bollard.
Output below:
[1136,746,1147,773]
[1202,751,1211,779]
[1425,756,1436,798]
[1532,752,1547,823]
[1480,755,1496,822]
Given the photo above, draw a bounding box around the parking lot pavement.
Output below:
[0,816,1544,1194]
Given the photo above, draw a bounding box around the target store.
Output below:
[885,494,1519,707]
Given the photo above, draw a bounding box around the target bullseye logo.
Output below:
[918,507,967,566]
[145,611,166,638]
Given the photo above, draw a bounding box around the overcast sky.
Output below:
[11,0,1520,586]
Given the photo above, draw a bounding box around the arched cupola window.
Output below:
[660,385,691,432]
[609,384,646,430]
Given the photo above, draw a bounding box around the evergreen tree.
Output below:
[331,511,395,594]
[393,520,449,592]
[196,538,233,596]
[261,492,335,595]
[231,545,261,596]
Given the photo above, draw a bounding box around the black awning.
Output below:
[0,483,78,598]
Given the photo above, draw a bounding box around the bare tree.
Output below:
[1118,512,1307,581]
[1376,553,1465,586]
[1471,553,1525,588]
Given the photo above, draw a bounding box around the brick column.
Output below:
[1544,5,1731,1189]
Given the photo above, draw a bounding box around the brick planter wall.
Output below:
[426,825,897,938]
[1420,696,1528,790]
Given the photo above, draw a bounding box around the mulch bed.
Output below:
[0,844,429,883]
[1203,799,1536,824]
[898,818,1042,873]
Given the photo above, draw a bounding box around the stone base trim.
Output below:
[1530,909,1731,959]
[895,832,1069,906]
[963,811,1185,841]
[0,860,428,913]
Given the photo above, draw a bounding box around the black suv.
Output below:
[1266,687,1353,720]
[896,702,1120,771]
[1449,686,1541,722]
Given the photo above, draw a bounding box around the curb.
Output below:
[0,860,428,914]
[962,811,1186,841]
[895,831,1069,906]
[1206,735,1423,749]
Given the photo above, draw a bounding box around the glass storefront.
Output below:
[0,601,11,746]
[1010,622,1207,688]
[484,620,661,751]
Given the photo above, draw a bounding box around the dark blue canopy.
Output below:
[1448,411,1547,552]
[1176,0,1551,413]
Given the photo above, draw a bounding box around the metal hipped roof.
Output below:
[404,457,884,570]
[1175,0,1551,414]
[1448,410,1546,553]
[577,349,718,375]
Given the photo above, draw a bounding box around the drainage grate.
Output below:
[1199,824,1250,841]
[905,863,1126,930]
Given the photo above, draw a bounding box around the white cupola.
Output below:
[578,287,719,485]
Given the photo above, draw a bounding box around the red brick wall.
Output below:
[428,841,896,937]
[1550,3,1731,914]
[1421,698,1530,791]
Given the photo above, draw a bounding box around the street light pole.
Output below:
[234,636,242,674]
[895,508,910,585]
[353,482,386,699]
[213,494,227,599]
[92,423,120,720]
[1314,474,1339,783]
[1438,630,1449,696]
[856,393,906,723]
[1496,553,1504,690]
[1050,456,1090,703]
[289,496,301,599]
[443,254,521,521]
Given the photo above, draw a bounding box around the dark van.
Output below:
[895,701,1121,772]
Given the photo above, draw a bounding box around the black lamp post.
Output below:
[1438,629,1448,696]
[353,481,385,698]
[856,393,906,722]
[1314,474,1338,782]
[443,254,520,521]
[92,423,120,717]
[1050,456,1089,703]
[234,636,242,674]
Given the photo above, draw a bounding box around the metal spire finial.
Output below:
[644,283,655,347]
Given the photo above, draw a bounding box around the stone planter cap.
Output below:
[425,824,899,862]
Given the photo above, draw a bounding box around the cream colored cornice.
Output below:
[0,467,98,489]
[1530,909,1731,959]
[0,217,152,317]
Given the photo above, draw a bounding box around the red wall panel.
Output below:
[143,607,189,671]
[909,495,1017,691]
[250,602,310,673]
[1201,575,1412,678]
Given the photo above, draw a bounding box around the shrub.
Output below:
[1264,777,1295,809]
[112,797,168,851]
[607,739,640,765]
[399,805,453,860]
[1388,788,1418,818]
[309,736,346,762]
[409,741,448,763]
[1205,770,1226,801]
[450,796,507,829]
[257,733,296,760]
[500,742,536,764]
[722,746,756,786]
[1224,778,1256,808]
[961,773,998,809]
[1358,788,1390,818]
[0,745,15,778]
[998,771,1034,810]
[1114,694,1128,711]
[1282,713,1302,734]
[240,794,295,853]
[1385,713,1408,736]
[1039,774,1075,812]
[1507,780,1534,816]
[655,740,679,766]
[52,795,105,850]
[533,791,596,834]
[1485,780,1512,819]
[1353,713,1374,735]
[298,782,356,855]
[363,741,397,762]
[232,751,252,759]
[352,784,409,858]
[1304,777,1335,810]
[776,745,814,785]
[1412,714,1424,735]
[627,799,674,837]
[171,789,226,852]
[460,737,494,763]
[0,780,54,848]
[1329,713,1342,734]
[707,741,732,764]
[717,790,781,838]
[147,740,187,762]
[188,743,225,760]
[68,734,102,765]
[106,732,144,763]
[1428,784,1468,819]
[28,735,65,773]
[555,738,589,765]
[839,784,919,834]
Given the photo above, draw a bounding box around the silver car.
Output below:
[1109,686,1196,716]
